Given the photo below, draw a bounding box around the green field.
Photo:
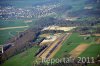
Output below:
[81,44,100,66]
[53,33,100,66]
[1,32,99,66]
[1,46,40,66]
[0,20,27,28]
[0,28,28,45]
[0,19,35,45]
[79,44,100,58]
[88,64,100,66]
[54,33,95,58]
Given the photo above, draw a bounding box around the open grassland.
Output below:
[1,46,40,66]
[1,32,98,66]
[0,20,27,28]
[87,64,100,66]
[0,28,28,45]
[79,44,100,58]
[69,44,90,58]
[0,18,38,45]
[54,33,95,58]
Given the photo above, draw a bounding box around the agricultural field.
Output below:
[79,44,100,58]
[1,32,100,66]
[1,46,40,66]
[0,28,28,45]
[54,33,98,58]
[0,20,27,28]
[0,0,100,66]
[0,19,35,45]
[53,32,100,66]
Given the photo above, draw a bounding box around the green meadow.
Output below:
[0,28,28,45]
[54,33,96,58]
[79,44,100,58]
[1,46,40,66]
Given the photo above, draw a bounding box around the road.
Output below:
[0,26,28,30]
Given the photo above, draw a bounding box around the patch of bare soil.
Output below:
[94,34,100,36]
[96,38,100,44]
[69,44,90,58]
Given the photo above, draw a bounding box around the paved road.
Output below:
[0,26,28,30]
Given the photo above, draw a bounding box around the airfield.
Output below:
[0,0,100,66]
[1,25,100,66]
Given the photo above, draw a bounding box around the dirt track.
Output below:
[69,44,90,58]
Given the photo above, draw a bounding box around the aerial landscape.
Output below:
[0,0,100,66]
